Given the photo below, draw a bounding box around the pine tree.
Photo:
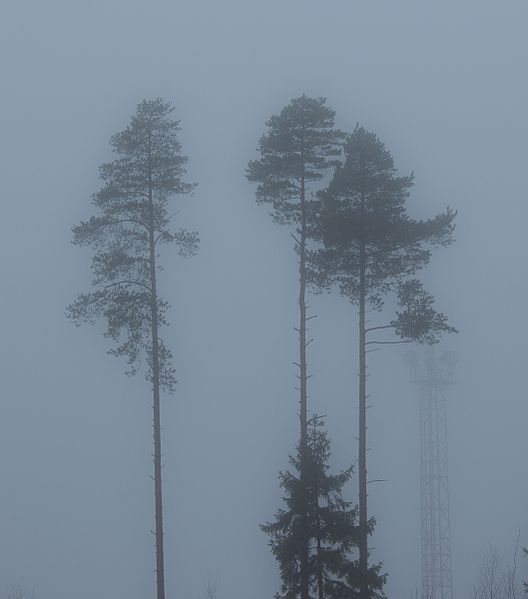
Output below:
[262,416,385,599]
[66,98,198,599]
[246,96,342,599]
[310,126,456,598]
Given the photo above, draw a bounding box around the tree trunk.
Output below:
[299,166,310,599]
[358,240,368,599]
[315,475,324,599]
[149,168,166,599]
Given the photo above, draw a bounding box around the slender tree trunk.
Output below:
[299,179,308,456]
[299,166,310,599]
[148,163,166,599]
[316,525,324,599]
[358,240,368,599]
[315,474,324,599]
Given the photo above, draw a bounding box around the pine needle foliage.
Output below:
[311,125,456,336]
[247,94,342,226]
[66,98,198,389]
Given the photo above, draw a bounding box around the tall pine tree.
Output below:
[262,416,385,599]
[67,98,198,599]
[310,126,456,598]
[247,95,342,599]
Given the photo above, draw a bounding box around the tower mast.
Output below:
[407,348,456,599]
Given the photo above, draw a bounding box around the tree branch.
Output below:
[109,217,151,231]
[365,324,394,334]
[102,280,151,292]
[365,340,411,346]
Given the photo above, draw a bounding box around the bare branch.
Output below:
[365,340,411,346]
[365,324,394,334]
[102,280,151,292]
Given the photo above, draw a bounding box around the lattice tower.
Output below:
[406,348,457,599]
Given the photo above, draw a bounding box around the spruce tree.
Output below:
[247,95,342,599]
[262,416,385,599]
[66,98,198,599]
[310,126,456,598]
[523,547,528,595]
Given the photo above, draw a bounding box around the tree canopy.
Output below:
[311,125,456,341]
[67,98,198,390]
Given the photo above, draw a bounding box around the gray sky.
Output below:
[1,1,527,598]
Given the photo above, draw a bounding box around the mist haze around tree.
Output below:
[1,2,528,599]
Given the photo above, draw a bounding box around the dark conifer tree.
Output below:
[247,95,342,599]
[310,126,456,598]
[66,98,198,599]
[262,416,385,599]
[523,547,528,595]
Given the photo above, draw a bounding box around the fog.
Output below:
[1,2,527,599]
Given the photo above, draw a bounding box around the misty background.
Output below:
[1,1,527,598]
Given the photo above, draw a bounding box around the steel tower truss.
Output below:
[407,349,456,599]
